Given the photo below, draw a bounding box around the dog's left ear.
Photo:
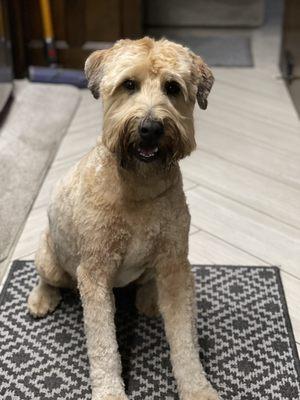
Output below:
[85,49,108,99]
[191,55,214,110]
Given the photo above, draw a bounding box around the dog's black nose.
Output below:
[139,118,164,142]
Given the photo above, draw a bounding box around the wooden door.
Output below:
[8,0,142,77]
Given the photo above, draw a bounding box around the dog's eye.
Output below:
[165,80,181,96]
[123,79,136,91]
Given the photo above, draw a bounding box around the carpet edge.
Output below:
[0,259,21,302]
[274,267,300,375]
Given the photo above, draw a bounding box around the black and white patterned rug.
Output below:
[0,261,299,400]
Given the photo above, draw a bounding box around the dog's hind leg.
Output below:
[135,278,159,317]
[27,278,62,318]
[28,228,72,318]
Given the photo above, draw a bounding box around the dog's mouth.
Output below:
[135,144,159,162]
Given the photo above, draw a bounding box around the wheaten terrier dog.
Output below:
[27,37,218,400]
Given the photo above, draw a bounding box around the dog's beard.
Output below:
[161,117,196,165]
[102,112,195,169]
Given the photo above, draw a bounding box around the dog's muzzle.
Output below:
[135,118,164,162]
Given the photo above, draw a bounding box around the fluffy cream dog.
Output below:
[28,37,218,400]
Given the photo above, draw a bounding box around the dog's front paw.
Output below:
[183,386,220,400]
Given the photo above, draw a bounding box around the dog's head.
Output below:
[85,37,214,167]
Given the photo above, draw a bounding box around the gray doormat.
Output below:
[1,261,299,399]
[0,82,80,265]
[155,34,253,67]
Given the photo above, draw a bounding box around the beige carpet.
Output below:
[0,81,80,263]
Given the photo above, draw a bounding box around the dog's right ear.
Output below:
[85,50,108,99]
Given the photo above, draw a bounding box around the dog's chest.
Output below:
[113,222,160,287]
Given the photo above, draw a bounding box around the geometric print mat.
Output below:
[0,261,299,400]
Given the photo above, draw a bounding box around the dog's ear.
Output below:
[191,55,214,110]
[85,49,108,99]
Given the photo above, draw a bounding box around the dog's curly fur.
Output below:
[27,37,218,400]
